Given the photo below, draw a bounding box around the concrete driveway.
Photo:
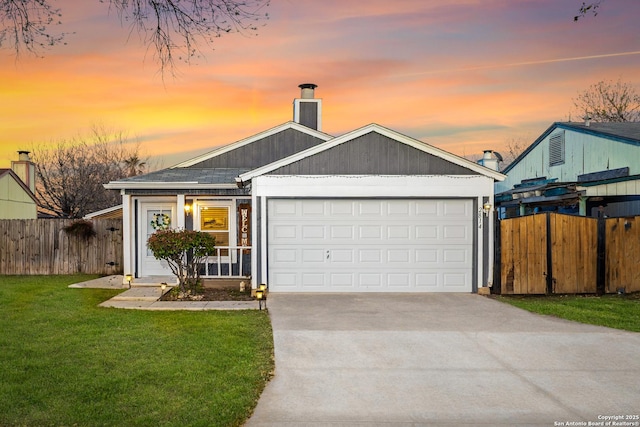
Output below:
[246,293,640,426]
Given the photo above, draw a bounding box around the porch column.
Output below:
[122,192,133,282]
[579,196,588,216]
[176,194,186,229]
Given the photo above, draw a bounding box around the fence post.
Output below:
[596,217,606,295]
[546,213,553,295]
[493,212,501,295]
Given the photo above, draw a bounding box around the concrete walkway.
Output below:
[69,275,259,310]
[246,293,640,427]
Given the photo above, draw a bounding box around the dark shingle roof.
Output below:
[558,122,640,143]
[115,168,250,185]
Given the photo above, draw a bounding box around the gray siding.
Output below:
[267,132,476,175]
[189,129,325,169]
[299,102,318,130]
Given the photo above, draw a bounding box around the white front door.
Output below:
[267,199,474,292]
[139,203,176,277]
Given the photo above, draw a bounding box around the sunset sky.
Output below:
[1,0,639,170]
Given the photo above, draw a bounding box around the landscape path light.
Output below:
[256,283,268,310]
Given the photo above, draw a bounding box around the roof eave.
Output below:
[103,182,238,190]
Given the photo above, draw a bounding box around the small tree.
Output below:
[147,229,216,295]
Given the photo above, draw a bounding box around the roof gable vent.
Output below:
[549,131,565,167]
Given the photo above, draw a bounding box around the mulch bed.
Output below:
[160,286,255,302]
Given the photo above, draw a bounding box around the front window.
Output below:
[200,206,230,248]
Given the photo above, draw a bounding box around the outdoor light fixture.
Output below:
[184,204,192,216]
[161,283,167,292]
[125,274,133,289]
[256,283,268,310]
[483,202,492,216]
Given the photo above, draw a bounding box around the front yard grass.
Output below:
[496,293,640,332]
[0,275,274,427]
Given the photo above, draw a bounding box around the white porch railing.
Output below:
[199,246,251,278]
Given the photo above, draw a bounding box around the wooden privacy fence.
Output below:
[499,212,639,294]
[0,219,123,275]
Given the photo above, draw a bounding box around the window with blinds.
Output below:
[549,132,565,166]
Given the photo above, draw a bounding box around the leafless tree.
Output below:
[31,126,148,218]
[0,0,269,75]
[572,79,640,122]
[501,136,530,170]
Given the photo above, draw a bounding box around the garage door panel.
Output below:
[301,200,325,215]
[387,250,411,263]
[271,272,298,288]
[331,273,355,288]
[359,225,382,239]
[301,273,325,287]
[273,248,298,263]
[331,249,354,262]
[387,225,410,239]
[330,225,354,239]
[268,199,473,292]
[302,249,325,263]
[359,249,382,263]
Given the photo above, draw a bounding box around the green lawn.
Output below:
[497,293,640,332]
[0,275,274,427]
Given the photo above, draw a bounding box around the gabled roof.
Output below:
[238,123,506,183]
[0,168,37,203]
[172,121,333,168]
[503,122,640,174]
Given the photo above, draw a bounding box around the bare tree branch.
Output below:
[0,0,67,57]
[0,0,269,75]
[574,1,603,21]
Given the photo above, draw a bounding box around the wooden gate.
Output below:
[549,214,597,293]
[500,213,597,294]
[606,217,640,293]
[500,214,547,294]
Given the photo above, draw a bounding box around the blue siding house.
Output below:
[496,121,640,218]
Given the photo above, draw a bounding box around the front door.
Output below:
[139,202,176,277]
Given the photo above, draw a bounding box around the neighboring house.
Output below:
[0,151,38,219]
[105,84,505,293]
[496,121,640,218]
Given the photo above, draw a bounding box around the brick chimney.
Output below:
[293,83,322,131]
[11,151,36,193]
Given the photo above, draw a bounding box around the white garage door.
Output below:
[267,199,474,292]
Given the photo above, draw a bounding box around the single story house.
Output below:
[106,84,505,292]
[496,121,640,218]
